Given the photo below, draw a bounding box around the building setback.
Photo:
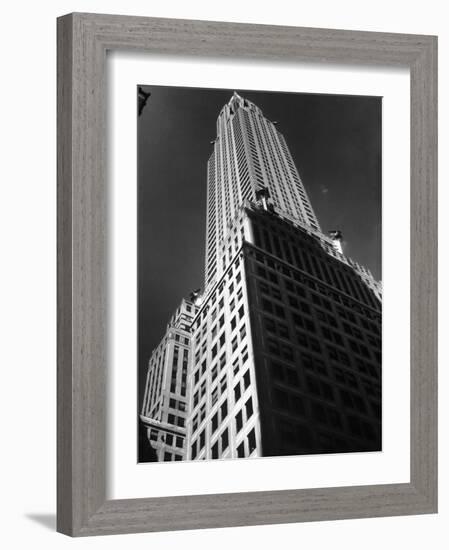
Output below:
[141,92,382,461]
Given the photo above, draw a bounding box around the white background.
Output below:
[0,1,445,549]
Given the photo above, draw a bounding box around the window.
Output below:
[221,428,229,452]
[286,368,299,387]
[262,299,273,314]
[191,441,197,460]
[296,331,307,347]
[232,336,238,352]
[219,331,226,348]
[291,395,304,416]
[275,304,285,318]
[243,370,251,390]
[348,415,362,437]
[211,386,218,406]
[264,317,276,333]
[237,441,245,458]
[270,360,284,382]
[274,388,288,409]
[193,369,200,386]
[306,376,320,395]
[230,316,237,331]
[211,364,218,382]
[334,332,344,346]
[232,357,240,376]
[341,390,367,413]
[199,429,205,450]
[212,441,219,459]
[248,429,257,453]
[328,408,342,428]
[312,402,326,423]
[220,399,228,419]
[211,344,217,359]
[309,338,321,352]
[278,323,289,339]
[282,344,294,362]
[234,381,241,402]
[212,412,218,433]
[236,410,243,432]
[257,266,267,279]
[271,287,281,301]
[245,397,254,418]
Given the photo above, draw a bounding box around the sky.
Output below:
[137,85,381,403]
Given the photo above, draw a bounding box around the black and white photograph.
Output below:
[138,85,382,463]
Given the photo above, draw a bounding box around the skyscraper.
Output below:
[140,298,199,461]
[141,91,382,461]
[205,92,321,293]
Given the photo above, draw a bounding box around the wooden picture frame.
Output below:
[57,12,437,536]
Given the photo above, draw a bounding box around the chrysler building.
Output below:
[141,92,382,462]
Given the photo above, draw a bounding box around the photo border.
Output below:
[57,12,437,536]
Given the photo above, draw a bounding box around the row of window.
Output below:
[271,349,380,407]
[275,411,378,454]
[251,216,379,310]
[258,268,380,347]
[164,452,183,462]
[167,413,185,428]
[272,372,379,426]
[258,285,381,371]
[249,245,380,325]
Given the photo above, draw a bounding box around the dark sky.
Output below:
[138,85,381,404]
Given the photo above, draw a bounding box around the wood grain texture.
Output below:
[57,13,74,536]
[57,12,438,537]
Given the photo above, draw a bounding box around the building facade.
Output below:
[140,299,198,461]
[141,92,382,461]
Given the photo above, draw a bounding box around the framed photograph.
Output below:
[57,12,437,536]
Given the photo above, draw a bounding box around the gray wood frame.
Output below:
[57,12,438,537]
